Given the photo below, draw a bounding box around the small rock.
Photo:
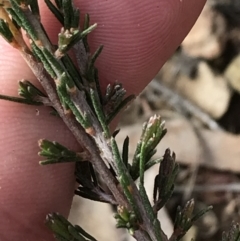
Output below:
[182,3,227,59]
[176,61,231,118]
[224,54,240,93]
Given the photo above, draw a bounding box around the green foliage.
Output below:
[38,139,87,165]
[172,200,212,241]
[46,213,97,241]
[222,223,240,241]
[0,1,235,241]
[153,149,178,212]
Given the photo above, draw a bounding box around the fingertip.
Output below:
[36,0,206,95]
[69,0,206,94]
[0,103,77,240]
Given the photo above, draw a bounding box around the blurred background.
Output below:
[69,1,240,240]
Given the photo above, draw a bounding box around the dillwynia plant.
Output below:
[0,1,239,241]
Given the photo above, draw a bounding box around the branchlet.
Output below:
[0,1,229,241]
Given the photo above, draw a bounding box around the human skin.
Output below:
[0,0,206,240]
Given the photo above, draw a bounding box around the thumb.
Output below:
[74,0,207,93]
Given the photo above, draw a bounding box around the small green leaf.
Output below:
[153,149,178,211]
[44,0,64,25]
[82,14,90,52]
[46,213,73,240]
[172,200,212,241]
[9,0,39,41]
[29,0,40,17]
[106,95,135,124]
[0,93,42,105]
[46,213,97,241]
[0,19,14,43]
[39,139,86,165]
[18,80,47,104]
[57,28,82,56]
[222,223,240,241]
[90,88,110,137]
[122,136,129,168]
